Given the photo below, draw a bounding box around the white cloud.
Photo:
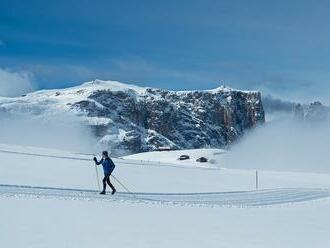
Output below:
[224,119,330,173]
[0,68,35,97]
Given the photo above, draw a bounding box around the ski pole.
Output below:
[92,153,101,191]
[94,164,101,192]
[111,174,137,198]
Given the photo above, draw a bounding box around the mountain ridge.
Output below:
[0,79,265,155]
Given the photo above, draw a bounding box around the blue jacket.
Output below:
[96,157,115,175]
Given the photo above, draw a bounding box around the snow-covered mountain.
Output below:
[0,80,265,155]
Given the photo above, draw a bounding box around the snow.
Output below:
[0,80,149,116]
[176,85,257,95]
[81,79,149,94]
[0,80,256,113]
[86,116,113,126]
[1,143,330,247]
[2,196,330,248]
[123,148,225,168]
[118,129,128,141]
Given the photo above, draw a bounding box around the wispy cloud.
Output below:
[0,68,35,97]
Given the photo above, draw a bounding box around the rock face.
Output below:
[0,80,265,155]
[293,101,328,122]
[71,81,265,155]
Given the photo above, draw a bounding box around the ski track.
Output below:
[0,184,330,207]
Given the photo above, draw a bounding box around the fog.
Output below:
[0,68,35,97]
[0,112,98,153]
[223,119,330,173]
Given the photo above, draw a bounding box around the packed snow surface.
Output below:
[1,143,330,247]
[123,148,226,168]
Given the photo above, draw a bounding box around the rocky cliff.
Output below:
[72,81,265,155]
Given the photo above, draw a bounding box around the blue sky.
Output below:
[0,0,330,103]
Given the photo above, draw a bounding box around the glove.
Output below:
[93,157,97,162]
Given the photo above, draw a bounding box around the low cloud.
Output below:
[0,112,97,153]
[0,68,35,97]
[263,95,295,112]
[223,119,330,173]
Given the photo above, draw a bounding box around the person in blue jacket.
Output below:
[93,150,116,195]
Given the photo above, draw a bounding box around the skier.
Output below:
[93,151,116,195]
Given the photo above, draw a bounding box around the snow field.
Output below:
[2,144,330,247]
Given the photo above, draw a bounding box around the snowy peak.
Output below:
[16,79,257,101]
[80,80,148,95]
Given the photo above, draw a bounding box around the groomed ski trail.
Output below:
[1,184,330,207]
